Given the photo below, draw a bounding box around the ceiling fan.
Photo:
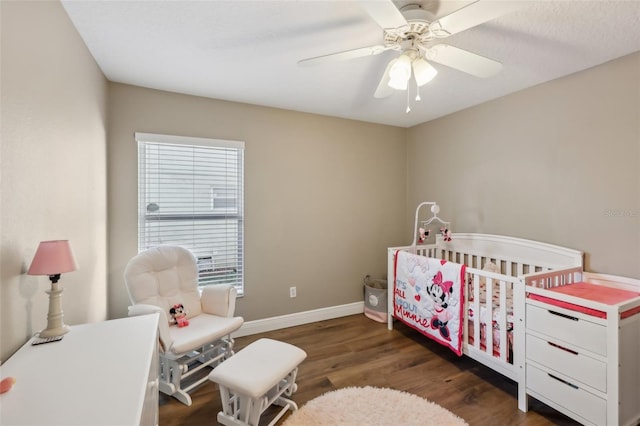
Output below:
[298,0,521,106]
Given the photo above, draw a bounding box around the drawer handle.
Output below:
[547,373,579,390]
[548,341,578,355]
[548,310,578,321]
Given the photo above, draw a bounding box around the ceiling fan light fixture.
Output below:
[388,75,409,90]
[412,57,438,87]
[388,53,412,90]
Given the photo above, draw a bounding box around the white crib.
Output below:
[387,233,584,409]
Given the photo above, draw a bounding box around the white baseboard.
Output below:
[232,302,364,338]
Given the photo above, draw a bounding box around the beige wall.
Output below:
[407,52,640,279]
[108,84,408,321]
[0,1,108,361]
[2,0,637,363]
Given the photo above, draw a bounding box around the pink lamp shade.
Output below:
[28,240,78,276]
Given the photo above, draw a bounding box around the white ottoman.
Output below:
[209,338,307,426]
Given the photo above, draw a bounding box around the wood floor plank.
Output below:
[159,314,580,425]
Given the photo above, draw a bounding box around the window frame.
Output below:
[135,132,245,295]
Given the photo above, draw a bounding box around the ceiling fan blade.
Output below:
[298,44,393,67]
[359,0,408,29]
[427,44,502,78]
[434,1,523,36]
[374,58,396,99]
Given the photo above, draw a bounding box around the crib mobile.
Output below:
[412,201,452,248]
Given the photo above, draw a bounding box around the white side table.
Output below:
[0,314,159,425]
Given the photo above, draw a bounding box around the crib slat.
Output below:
[486,276,494,355]
[499,279,508,363]
[473,274,481,352]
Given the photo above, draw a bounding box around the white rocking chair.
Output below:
[124,245,244,406]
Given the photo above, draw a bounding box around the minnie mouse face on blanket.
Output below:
[426,272,455,341]
[395,252,465,356]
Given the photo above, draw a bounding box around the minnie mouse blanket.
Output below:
[393,250,466,356]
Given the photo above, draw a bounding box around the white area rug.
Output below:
[282,386,468,426]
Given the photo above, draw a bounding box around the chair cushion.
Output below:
[208,338,307,398]
[201,284,237,317]
[125,246,202,322]
[168,313,244,355]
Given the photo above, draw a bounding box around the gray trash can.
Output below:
[363,275,387,323]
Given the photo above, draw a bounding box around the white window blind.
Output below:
[135,132,244,294]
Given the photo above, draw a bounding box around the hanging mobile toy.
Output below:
[440,227,452,242]
[418,227,430,244]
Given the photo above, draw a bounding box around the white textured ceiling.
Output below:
[61,0,640,128]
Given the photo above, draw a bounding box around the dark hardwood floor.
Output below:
[159,314,579,425]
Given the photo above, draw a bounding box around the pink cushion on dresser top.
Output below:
[528,281,640,319]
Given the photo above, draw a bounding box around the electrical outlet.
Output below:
[289,286,297,298]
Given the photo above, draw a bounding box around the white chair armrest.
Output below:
[128,304,172,352]
[201,284,237,317]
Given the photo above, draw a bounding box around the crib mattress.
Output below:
[528,281,640,319]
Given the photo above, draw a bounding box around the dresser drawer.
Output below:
[526,303,606,356]
[527,364,606,426]
[526,334,606,392]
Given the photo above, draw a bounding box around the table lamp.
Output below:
[27,240,78,338]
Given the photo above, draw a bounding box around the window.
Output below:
[135,132,244,295]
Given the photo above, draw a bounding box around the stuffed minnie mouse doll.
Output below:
[169,303,190,327]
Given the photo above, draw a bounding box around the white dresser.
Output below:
[0,314,159,426]
[523,272,640,426]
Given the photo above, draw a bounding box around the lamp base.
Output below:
[41,282,70,338]
[38,324,70,338]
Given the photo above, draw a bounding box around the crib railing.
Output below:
[464,267,518,367]
[437,248,549,277]
[524,267,583,289]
